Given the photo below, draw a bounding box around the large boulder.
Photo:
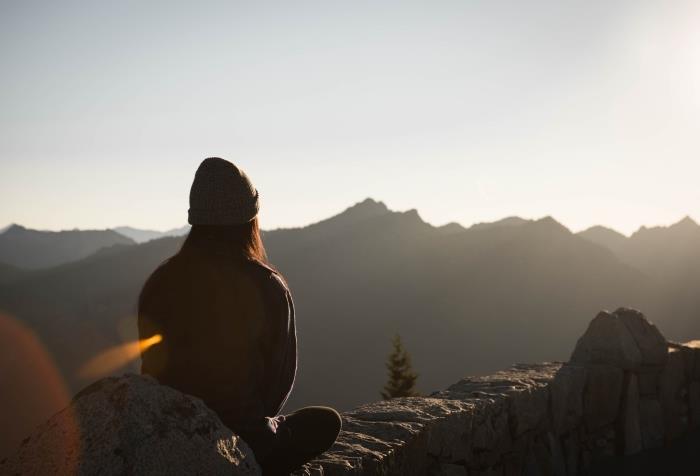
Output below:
[0,374,260,476]
[570,308,667,370]
[616,308,668,366]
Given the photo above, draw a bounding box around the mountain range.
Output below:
[113,225,191,243]
[0,199,698,457]
[0,224,134,269]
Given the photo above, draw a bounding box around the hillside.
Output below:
[0,262,26,285]
[0,224,135,269]
[577,216,700,338]
[577,225,628,256]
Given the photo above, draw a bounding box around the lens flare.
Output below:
[0,312,74,461]
[78,334,163,380]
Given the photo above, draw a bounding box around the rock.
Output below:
[659,347,688,441]
[337,397,477,475]
[550,364,586,435]
[509,383,549,438]
[440,363,559,439]
[472,403,511,468]
[616,308,668,366]
[430,463,467,476]
[582,365,624,430]
[546,432,567,476]
[0,374,260,476]
[570,310,643,369]
[690,382,700,429]
[674,343,697,382]
[589,427,616,460]
[561,433,579,476]
[622,374,642,455]
[328,416,428,476]
[639,398,665,450]
[689,342,700,381]
[636,366,662,397]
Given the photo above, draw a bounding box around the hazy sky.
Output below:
[1,0,699,235]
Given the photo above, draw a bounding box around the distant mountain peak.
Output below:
[437,222,466,234]
[4,224,26,234]
[531,216,570,234]
[342,198,389,217]
[582,224,620,233]
[577,225,628,253]
[469,216,529,231]
[578,225,627,239]
[632,215,700,239]
[672,216,698,229]
[0,223,16,234]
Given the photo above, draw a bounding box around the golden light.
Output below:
[78,334,163,380]
[0,312,75,462]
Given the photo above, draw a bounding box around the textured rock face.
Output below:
[570,308,662,369]
[616,308,668,366]
[0,374,260,476]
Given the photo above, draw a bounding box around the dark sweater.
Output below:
[137,250,297,429]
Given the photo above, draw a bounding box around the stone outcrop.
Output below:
[3,308,698,476]
[0,375,260,476]
[297,308,700,475]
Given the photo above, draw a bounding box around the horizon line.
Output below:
[1,198,698,239]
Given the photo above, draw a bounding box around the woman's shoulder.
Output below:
[244,259,290,297]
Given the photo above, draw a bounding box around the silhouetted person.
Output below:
[137,157,341,475]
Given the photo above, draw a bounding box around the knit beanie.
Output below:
[187,157,259,225]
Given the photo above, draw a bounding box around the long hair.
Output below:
[179,217,269,264]
[138,217,279,324]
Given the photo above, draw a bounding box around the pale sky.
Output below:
[1,0,699,235]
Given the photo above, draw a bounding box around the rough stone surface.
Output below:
[0,374,260,476]
[550,364,586,435]
[431,463,467,476]
[570,310,643,369]
[659,347,688,442]
[582,365,624,430]
[689,341,700,381]
[622,374,642,455]
[616,308,668,366]
[690,382,700,428]
[636,366,662,396]
[639,398,665,450]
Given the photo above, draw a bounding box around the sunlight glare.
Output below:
[78,334,163,379]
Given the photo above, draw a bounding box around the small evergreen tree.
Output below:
[381,333,419,399]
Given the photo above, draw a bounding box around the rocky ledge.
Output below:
[0,375,260,476]
[2,308,699,476]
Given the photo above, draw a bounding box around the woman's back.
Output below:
[138,246,295,425]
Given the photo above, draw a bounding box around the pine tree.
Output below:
[381,333,419,399]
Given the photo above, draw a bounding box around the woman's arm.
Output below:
[260,272,298,416]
